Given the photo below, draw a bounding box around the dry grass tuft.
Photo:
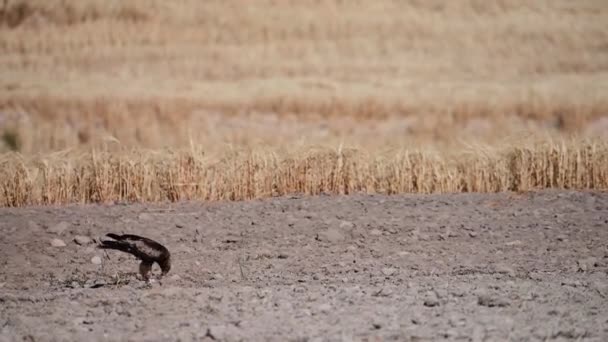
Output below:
[1,139,606,207]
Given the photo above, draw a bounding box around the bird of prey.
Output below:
[98,233,171,281]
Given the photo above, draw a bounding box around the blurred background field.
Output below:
[0,0,607,206]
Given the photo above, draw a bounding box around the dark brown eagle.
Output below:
[98,233,171,281]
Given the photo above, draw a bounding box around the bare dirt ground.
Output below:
[1,190,607,341]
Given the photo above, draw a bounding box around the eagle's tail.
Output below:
[105,233,122,240]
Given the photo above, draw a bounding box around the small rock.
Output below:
[495,264,516,277]
[346,245,357,251]
[369,229,383,236]
[175,223,184,229]
[169,274,181,281]
[48,222,70,235]
[505,240,523,246]
[416,234,430,241]
[138,213,153,221]
[556,234,567,242]
[477,292,509,307]
[317,303,332,314]
[91,256,102,265]
[206,325,226,340]
[448,314,466,327]
[339,220,354,229]
[50,238,66,247]
[423,291,440,307]
[373,287,393,297]
[381,267,397,276]
[468,231,478,238]
[86,279,106,288]
[320,228,345,243]
[277,253,289,259]
[212,273,224,281]
[73,235,92,245]
[450,289,466,298]
[577,257,598,272]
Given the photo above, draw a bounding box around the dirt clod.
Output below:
[320,228,345,243]
[381,267,397,276]
[423,291,441,307]
[48,221,69,235]
[369,229,382,236]
[50,238,66,247]
[73,235,92,245]
[477,292,510,308]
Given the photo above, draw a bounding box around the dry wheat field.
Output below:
[3,2,608,341]
[0,0,607,204]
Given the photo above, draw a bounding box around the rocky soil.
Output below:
[1,190,607,341]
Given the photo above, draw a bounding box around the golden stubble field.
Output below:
[0,0,607,206]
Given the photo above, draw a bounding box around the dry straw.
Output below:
[1,0,607,207]
[1,139,606,207]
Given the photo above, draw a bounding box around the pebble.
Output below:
[477,292,509,307]
[381,267,397,276]
[416,234,430,241]
[495,264,516,277]
[321,228,345,243]
[50,238,66,247]
[339,220,354,229]
[206,325,226,340]
[28,221,40,230]
[423,291,440,307]
[369,229,383,236]
[138,213,153,221]
[91,256,102,265]
[317,303,332,314]
[48,222,69,235]
[73,235,92,245]
[373,287,393,297]
[577,257,598,272]
[468,231,478,238]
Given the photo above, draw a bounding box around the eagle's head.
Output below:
[159,255,171,276]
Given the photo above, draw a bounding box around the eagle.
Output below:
[98,233,171,281]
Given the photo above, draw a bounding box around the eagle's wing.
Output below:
[99,234,167,261]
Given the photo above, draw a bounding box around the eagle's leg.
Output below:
[139,260,153,282]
